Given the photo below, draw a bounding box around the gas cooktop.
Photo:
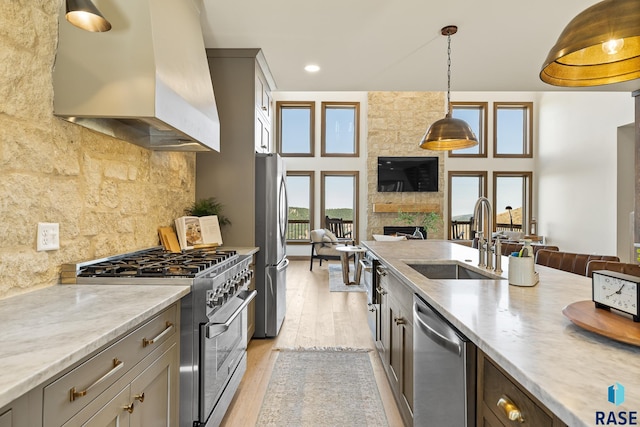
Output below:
[61,247,239,283]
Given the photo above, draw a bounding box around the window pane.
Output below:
[322,103,359,156]
[494,103,532,157]
[322,173,357,240]
[286,174,312,241]
[495,176,524,232]
[277,102,314,156]
[450,104,485,156]
[449,174,485,239]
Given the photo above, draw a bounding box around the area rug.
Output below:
[328,263,366,292]
[256,348,389,427]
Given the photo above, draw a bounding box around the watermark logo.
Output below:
[596,383,637,425]
[609,383,626,406]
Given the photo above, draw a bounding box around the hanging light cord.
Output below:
[446,33,452,117]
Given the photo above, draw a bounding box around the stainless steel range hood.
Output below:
[53,0,220,152]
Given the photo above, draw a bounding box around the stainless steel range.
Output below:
[62,247,256,427]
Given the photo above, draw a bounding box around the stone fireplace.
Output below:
[366,92,445,239]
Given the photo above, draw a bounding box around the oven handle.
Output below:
[205,290,257,339]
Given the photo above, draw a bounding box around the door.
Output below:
[256,153,288,265]
[413,295,475,427]
[264,258,289,337]
[130,344,179,427]
[276,156,288,263]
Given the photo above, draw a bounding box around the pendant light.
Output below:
[540,0,640,87]
[420,25,478,151]
[65,0,112,33]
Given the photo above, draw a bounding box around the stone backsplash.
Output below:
[0,2,195,297]
[367,92,445,239]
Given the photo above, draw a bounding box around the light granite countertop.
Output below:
[0,284,189,409]
[362,240,640,427]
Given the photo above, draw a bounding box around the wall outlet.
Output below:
[37,223,60,251]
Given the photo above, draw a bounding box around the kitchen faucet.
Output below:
[472,197,502,272]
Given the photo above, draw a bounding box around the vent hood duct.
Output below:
[53,0,220,152]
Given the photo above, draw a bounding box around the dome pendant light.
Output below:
[420,25,478,151]
[65,0,112,33]
[540,0,640,87]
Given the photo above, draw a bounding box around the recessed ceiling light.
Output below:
[304,64,320,73]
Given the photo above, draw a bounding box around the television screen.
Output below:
[377,157,438,192]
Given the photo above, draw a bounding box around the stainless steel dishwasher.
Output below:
[413,294,476,426]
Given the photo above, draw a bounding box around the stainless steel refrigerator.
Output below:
[254,153,289,338]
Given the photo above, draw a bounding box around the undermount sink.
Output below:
[406,261,504,280]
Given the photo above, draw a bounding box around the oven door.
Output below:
[199,289,257,425]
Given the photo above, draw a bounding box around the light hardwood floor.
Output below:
[220,259,404,426]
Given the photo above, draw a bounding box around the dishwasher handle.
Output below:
[414,301,462,356]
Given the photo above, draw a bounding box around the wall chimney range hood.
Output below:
[53,0,220,152]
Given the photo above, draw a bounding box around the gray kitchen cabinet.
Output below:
[197,48,276,248]
[61,343,178,427]
[377,264,413,426]
[254,63,273,153]
[43,304,179,427]
[0,390,41,427]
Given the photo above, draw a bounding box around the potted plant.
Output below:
[185,197,231,227]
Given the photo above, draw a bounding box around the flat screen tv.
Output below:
[377,156,438,192]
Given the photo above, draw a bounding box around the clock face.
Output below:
[593,273,638,316]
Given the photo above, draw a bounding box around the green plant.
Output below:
[185,198,231,227]
[395,210,441,234]
[420,212,440,234]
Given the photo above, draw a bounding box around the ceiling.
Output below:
[199,0,639,93]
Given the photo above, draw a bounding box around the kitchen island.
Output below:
[362,239,639,427]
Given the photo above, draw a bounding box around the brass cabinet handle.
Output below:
[497,395,525,423]
[394,317,405,325]
[69,358,124,401]
[134,393,145,403]
[123,403,134,414]
[142,321,174,348]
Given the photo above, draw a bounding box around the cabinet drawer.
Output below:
[43,305,176,427]
[482,358,552,427]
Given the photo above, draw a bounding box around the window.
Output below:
[321,102,360,157]
[448,172,488,239]
[276,101,315,156]
[321,171,359,241]
[493,172,532,233]
[286,171,314,243]
[494,102,533,158]
[448,102,488,157]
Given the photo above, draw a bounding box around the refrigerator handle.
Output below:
[279,176,288,243]
[277,258,290,271]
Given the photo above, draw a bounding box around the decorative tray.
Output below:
[562,300,640,347]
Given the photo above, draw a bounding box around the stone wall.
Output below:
[367,92,445,239]
[0,2,196,297]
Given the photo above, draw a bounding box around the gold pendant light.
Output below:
[65,0,112,33]
[420,25,478,151]
[540,0,640,87]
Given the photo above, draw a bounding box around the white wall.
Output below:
[537,92,634,255]
[274,91,369,257]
